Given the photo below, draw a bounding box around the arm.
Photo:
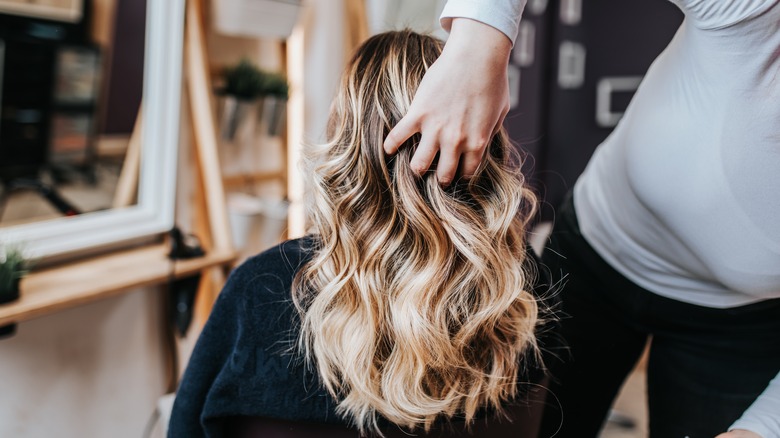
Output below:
[719,372,780,438]
[383,0,525,185]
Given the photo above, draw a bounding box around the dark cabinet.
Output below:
[505,0,683,219]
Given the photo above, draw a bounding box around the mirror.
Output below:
[0,0,184,258]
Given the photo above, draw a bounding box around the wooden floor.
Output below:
[0,163,121,226]
[600,357,649,438]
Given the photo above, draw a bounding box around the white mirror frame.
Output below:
[0,0,185,258]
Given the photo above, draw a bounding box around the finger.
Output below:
[409,133,438,176]
[460,148,485,179]
[436,148,462,186]
[384,116,420,155]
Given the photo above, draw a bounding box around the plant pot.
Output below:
[219,96,258,141]
[259,96,287,137]
[227,193,289,253]
[257,198,290,249]
[0,277,21,339]
[0,277,20,305]
[228,193,266,251]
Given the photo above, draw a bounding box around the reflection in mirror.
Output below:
[0,0,146,228]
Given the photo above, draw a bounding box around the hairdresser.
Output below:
[384,1,780,437]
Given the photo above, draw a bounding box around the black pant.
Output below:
[538,194,780,438]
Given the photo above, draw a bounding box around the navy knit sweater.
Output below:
[168,237,553,437]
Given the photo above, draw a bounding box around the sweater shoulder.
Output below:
[223,236,316,308]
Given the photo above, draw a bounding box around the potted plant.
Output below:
[0,245,28,306]
[219,58,266,141]
[0,245,30,338]
[258,71,289,137]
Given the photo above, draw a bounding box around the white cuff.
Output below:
[439,0,527,45]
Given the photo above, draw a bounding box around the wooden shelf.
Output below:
[0,244,236,326]
[222,170,285,188]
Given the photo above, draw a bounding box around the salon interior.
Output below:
[0,0,753,437]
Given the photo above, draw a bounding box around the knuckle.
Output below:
[443,131,466,149]
[466,137,489,153]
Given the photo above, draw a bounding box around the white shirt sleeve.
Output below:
[730,372,780,438]
[439,0,527,45]
[669,0,777,29]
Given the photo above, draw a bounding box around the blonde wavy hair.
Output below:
[293,30,540,435]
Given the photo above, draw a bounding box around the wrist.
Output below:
[445,18,512,65]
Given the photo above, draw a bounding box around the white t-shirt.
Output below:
[575,0,780,309]
[441,0,780,436]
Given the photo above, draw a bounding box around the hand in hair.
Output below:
[383,18,512,186]
[715,430,763,438]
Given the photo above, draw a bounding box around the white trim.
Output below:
[560,0,582,25]
[514,21,536,67]
[0,0,185,259]
[596,76,643,128]
[528,0,548,16]
[557,40,586,89]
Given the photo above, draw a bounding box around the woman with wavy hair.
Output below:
[169,30,550,438]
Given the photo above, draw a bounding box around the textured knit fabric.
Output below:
[168,237,345,438]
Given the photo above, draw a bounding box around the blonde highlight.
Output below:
[293,30,540,435]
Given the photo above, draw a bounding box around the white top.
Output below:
[441,0,780,436]
[576,0,780,309]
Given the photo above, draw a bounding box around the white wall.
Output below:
[366,0,446,38]
[0,289,167,437]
